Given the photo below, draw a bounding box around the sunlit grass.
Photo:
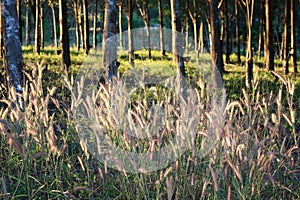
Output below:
[0,48,299,199]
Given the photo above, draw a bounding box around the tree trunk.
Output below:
[225,0,230,64]
[198,19,204,53]
[51,4,57,48]
[103,0,118,80]
[72,1,80,50]
[265,0,274,71]
[192,19,198,54]
[158,0,165,56]
[171,0,185,77]
[290,0,297,73]
[210,0,224,80]
[283,0,290,74]
[40,5,44,49]
[25,4,30,46]
[245,0,254,88]
[126,0,134,66]
[137,0,151,59]
[235,0,241,63]
[16,0,22,44]
[79,4,84,49]
[83,0,90,54]
[34,0,40,54]
[3,0,24,93]
[59,0,71,70]
[185,0,189,52]
[93,0,97,49]
[118,2,123,50]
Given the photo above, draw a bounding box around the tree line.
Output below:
[1,0,299,93]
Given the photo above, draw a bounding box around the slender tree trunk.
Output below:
[198,19,204,53]
[59,0,71,70]
[3,0,24,93]
[103,0,118,80]
[137,0,151,59]
[78,3,84,50]
[0,4,3,57]
[245,0,254,88]
[258,1,264,60]
[171,0,185,77]
[290,0,297,73]
[83,0,90,54]
[35,0,40,54]
[158,0,165,56]
[210,0,224,79]
[126,0,134,66]
[185,0,189,51]
[235,0,241,63]
[225,0,230,63]
[40,5,44,49]
[16,0,22,44]
[118,2,123,50]
[51,4,57,48]
[26,4,30,46]
[93,0,97,49]
[265,0,274,71]
[283,0,290,74]
[73,1,80,50]
[192,19,198,54]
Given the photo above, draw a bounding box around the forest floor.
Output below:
[0,46,299,199]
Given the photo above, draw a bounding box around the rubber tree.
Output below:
[210,0,224,82]
[124,0,134,66]
[265,0,274,71]
[137,0,151,59]
[102,0,119,80]
[158,0,165,56]
[59,0,71,69]
[171,0,185,77]
[2,0,24,93]
[83,0,90,54]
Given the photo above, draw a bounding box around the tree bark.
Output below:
[290,0,297,74]
[93,0,98,49]
[283,0,290,74]
[83,0,90,54]
[185,0,189,52]
[16,0,22,44]
[34,0,40,54]
[118,2,123,50]
[40,5,44,49]
[126,0,134,66]
[198,18,204,53]
[59,0,71,69]
[103,0,118,80]
[235,0,241,63]
[51,4,57,48]
[73,1,80,51]
[265,0,274,71]
[158,0,165,56]
[3,0,24,93]
[188,0,198,55]
[245,0,254,89]
[25,3,30,46]
[210,0,224,80]
[225,0,230,64]
[137,0,151,59]
[171,0,185,77]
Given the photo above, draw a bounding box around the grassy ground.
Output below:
[0,46,299,199]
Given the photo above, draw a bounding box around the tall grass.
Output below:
[0,49,299,199]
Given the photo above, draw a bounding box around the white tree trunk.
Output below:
[3,0,24,93]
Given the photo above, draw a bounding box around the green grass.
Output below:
[0,48,299,199]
